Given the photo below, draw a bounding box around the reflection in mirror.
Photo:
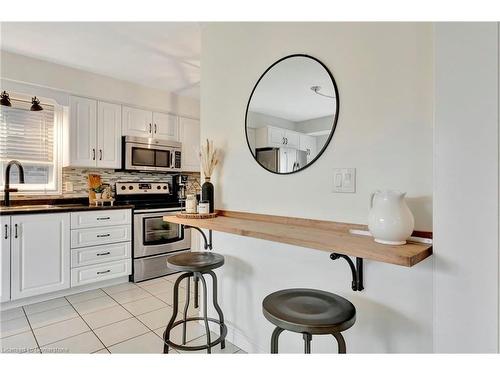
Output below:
[245,54,339,174]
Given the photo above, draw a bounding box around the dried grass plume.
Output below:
[200,139,219,178]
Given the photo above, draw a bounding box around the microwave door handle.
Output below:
[170,152,174,168]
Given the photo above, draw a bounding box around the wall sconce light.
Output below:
[30,96,43,111]
[0,91,12,107]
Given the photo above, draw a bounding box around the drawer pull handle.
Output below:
[97,270,111,275]
[96,233,111,238]
[96,217,110,220]
[96,252,111,256]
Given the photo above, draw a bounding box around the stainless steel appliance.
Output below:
[115,181,190,282]
[256,147,308,173]
[123,136,182,173]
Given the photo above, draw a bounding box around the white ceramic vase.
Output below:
[368,190,414,245]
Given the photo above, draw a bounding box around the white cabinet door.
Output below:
[299,134,317,162]
[11,213,70,300]
[97,101,122,168]
[269,127,286,147]
[1,216,11,303]
[179,117,200,172]
[69,96,97,167]
[284,130,300,148]
[153,112,178,141]
[122,106,153,138]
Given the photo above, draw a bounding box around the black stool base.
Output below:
[271,327,346,354]
[163,269,227,354]
[164,317,227,352]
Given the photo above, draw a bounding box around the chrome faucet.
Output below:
[3,160,25,206]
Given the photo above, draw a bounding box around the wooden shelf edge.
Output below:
[165,210,433,268]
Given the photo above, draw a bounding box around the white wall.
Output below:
[0,51,199,119]
[202,23,434,353]
[295,115,332,134]
[246,111,296,130]
[434,23,499,353]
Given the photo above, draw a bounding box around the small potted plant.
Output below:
[91,185,105,200]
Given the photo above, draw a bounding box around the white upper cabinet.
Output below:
[1,216,11,303]
[153,112,178,141]
[68,96,121,168]
[69,96,97,167]
[97,101,122,168]
[10,213,70,300]
[284,131,299,148]
[255,126,300,149]
[122,106,179,141]
[122,106,153,138]
[299,134,318,162]
[179,117,200,172]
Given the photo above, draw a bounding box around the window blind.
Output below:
[0,99,55,164]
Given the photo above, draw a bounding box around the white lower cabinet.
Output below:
[10,213,71,300]
[71,225,131,248]
[70,210,132,288]
[1,216,11,303]
[71,259,131,287]
[71,242,131,268]
[0,209,132,304]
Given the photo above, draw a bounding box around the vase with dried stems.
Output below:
[200,139,219,213]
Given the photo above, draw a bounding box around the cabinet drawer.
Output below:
[71,259,131,287]
[71,209,131,229]
[71,225,131,248]
[71,242,131,268]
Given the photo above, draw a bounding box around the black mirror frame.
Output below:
[244,53,340,175]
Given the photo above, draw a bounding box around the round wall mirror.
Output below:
[245,54,339,174]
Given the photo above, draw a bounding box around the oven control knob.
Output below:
[128,185,134,190]
[163,186,168,190]
[121,186,126,190]
[157,185,161,190]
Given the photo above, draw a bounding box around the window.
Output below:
[0,95,61,194]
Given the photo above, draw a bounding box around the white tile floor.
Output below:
[0,273,245,354]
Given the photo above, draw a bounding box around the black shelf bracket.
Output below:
[184,225,213,250]
[330,253,364,291]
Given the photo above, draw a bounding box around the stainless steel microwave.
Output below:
[123,136,182,172]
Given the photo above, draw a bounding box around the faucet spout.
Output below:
[3,160,25,207]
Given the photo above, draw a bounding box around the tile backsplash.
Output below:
[62,168,201,197]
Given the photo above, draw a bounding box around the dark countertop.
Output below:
[0,197,134,216]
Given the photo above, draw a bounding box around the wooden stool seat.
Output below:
[167,251,224,272]
[263,288,356,353]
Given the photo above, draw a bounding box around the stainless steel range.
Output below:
[115,181,191,282]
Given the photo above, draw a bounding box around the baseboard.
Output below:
[195,319,265,354]
[1,276,129,311]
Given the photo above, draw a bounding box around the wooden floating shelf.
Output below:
[164,210,432,267]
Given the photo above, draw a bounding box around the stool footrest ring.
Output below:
[164,317,227,351]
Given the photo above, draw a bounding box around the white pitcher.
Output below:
[368,190,414,245]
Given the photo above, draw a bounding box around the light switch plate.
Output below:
[333,168,356,193]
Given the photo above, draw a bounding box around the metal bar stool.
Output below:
[263,288,356,354]
[163,252,227,354]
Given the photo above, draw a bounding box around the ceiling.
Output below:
[0,22,201,98]
[248,56,337,122]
